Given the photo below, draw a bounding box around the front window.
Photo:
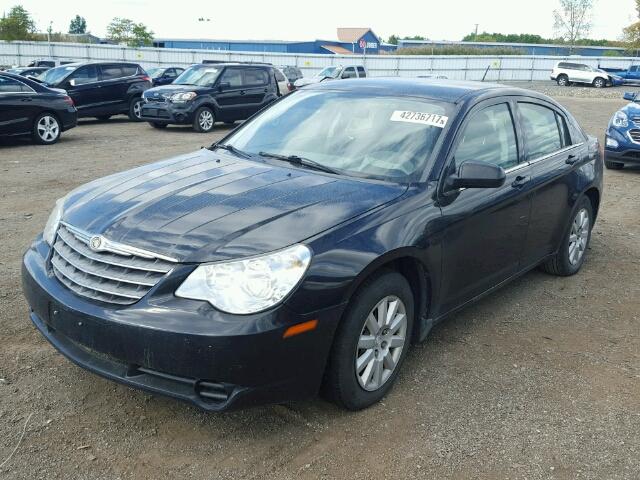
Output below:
[317,67,340,79]
[173,66,221,86]
[38,65,76,85]
[224,90,451,181]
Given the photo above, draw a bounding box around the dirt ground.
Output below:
[0,94,639,480]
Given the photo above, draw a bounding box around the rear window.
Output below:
[121,65,138,77]
[242,68,268,87]
[275,69,286,82]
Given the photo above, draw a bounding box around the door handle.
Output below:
[21,98,33,102]
[511,175,530,189]
[239,90,245,95]
[565,154,578,165]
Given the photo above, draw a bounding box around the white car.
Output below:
[294,65,367,88]
[274,67,292,96]
[550,61,619,88]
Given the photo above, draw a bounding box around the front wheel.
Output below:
[32,113,61,145]
[128,97,144,121]
[593,77,606,88]
[193,106,215,133]
[540,197,593,276]
[323,271,414,410]
[557,75,569,87]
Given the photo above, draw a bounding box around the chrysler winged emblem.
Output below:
[89,235,103,251]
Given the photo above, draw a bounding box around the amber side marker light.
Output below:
[283,319,318,339]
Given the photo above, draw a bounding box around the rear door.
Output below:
[517,100,590,266]
[240,67,270,116]
[438,100,533,313]
[98,64,134,113]
[0,76,37,135]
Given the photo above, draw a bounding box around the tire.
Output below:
[605,160,624,170]
[32,113,61,145]
[593,77,606,89]
[557,75,569,87]
[192,106,215,133]
[128,97,144,121]
[540,197,593,276]
[323,271,414,410]
[96,115,111,121]
[149,122,167,129]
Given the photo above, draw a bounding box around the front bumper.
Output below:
[139,101,195,125]
[22,239,344,411]
[604,148,640,165]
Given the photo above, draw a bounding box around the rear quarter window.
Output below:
[121,65,138,77]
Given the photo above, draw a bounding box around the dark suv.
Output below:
[37,62,151,121]
[140,63,279,132]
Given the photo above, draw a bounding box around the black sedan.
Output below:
[146,66,185,86]
[22,79,602,410]
[5,66,50,78]
[0,72,77,144]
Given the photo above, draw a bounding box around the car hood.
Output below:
[621,101,640,116]
[61,149,407,263]
[142,84,210,99]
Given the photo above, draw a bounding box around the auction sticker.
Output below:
[390,110,448,128]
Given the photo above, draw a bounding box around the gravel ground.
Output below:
[502,80,640,99]
[0,96,639,480]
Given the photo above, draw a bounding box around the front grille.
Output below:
[629,129,640,143]
[51,223,175,305]
[141,107,170,119]
[631,116,640,127]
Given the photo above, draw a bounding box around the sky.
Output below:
[4,0,638,42]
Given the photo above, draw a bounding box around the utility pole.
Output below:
[474,24,479,39]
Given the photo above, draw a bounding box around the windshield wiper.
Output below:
[258,151,339,174]
[212,143,252,159]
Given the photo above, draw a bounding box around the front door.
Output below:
[438,100,533,314]
[215,67,247,122]
[62,64,101,115]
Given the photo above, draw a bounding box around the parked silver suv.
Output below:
[550,61,618,88]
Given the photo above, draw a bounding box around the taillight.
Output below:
[63,95,74,106]
[141,75,151,82]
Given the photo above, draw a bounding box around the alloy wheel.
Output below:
[568,208,590,265]
[199,110,214,131]
[133,100,143,119]
[355,295,407,392]
[37,115,59,143]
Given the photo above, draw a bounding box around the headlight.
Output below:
[612,110,628,128]
[43,197,64,245]
[170,92,197,103]
[175,244,312,314]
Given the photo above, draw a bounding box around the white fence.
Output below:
[1,40,638,82]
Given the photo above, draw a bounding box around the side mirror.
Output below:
[623,92,637,102]
[446,160,506,190]
[218,81,231,91]
[68,79,77,87]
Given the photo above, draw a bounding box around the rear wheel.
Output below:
[540,197,593,276]
[323,271,414,410]
[557,75,569,87]
[32,113,60,145]
[193,106,215,133]
[593,77,606,88]
[605,160,624,170]
[128,97,144,121]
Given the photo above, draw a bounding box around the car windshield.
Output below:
[173,66,221,86]
[38,65,76,85]
[223,90,451,181]
[317,67,340,78]
[146,67,164,78]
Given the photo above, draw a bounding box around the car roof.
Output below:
[306,77,522,103]
[49,61,141,68]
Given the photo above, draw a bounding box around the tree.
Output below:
[68,15,87,34]
[387,35,399,45]
[0,5,36,41]
[553,0,593,53]
[106,17,154,47]
[623,0,640,52]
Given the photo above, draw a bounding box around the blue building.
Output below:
[153,28,396,55]
[396,40,629,57]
